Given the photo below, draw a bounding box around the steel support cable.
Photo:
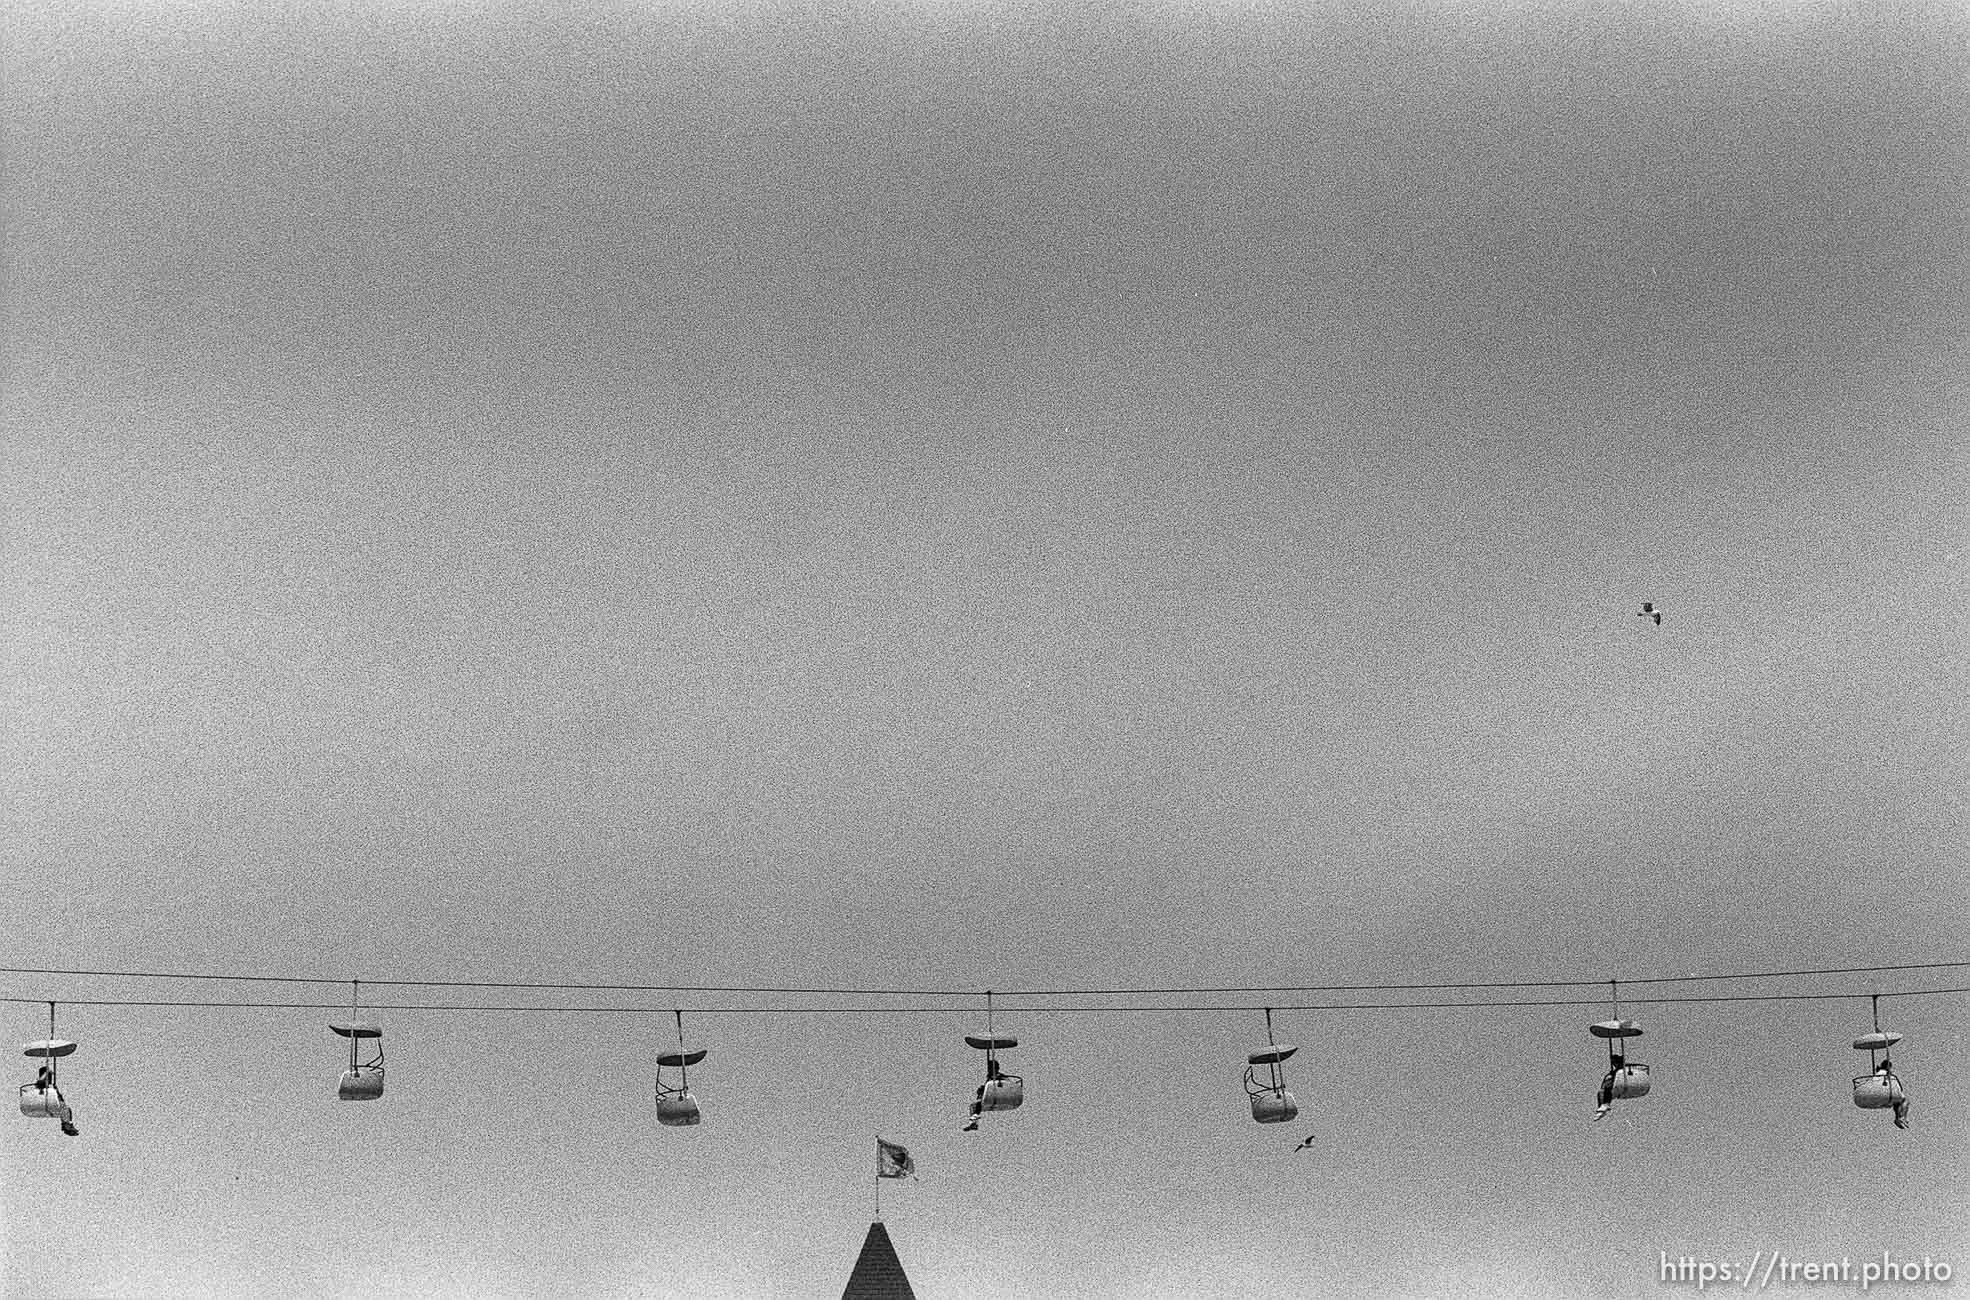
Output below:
[5,985,1968,1016]
[1,958,1966,998]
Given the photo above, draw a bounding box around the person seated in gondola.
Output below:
[1876,1057,1910,1130]
[30,1064,78,1137]
[1594,1053,1624,1121]
[963,1059,1005,1132]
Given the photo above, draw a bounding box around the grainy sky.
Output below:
[3,1,1966,1297]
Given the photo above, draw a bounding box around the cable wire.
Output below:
[2,958,1965,998]
[6,986,1968,1016]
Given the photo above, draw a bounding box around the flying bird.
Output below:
[1294,1133,1317,1152]
[1639,602,1662,626]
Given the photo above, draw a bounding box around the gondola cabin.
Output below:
[655,1048,706,1126]
[1852,1030,1906,1109]
[1245,1043,1299,1124]
[19,1039,76,1121]
[654,1012,707,1127]
[1590,1018,1651,1098]
[965,1032,1024,1112]
[330,1021,385,1101]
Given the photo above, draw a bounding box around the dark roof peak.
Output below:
[841,1220,917,1300]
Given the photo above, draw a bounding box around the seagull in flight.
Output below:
[1639,602,1662,626]
[1294,1133,1317,1152]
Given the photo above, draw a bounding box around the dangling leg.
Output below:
[1893,1093,1910,1130]
[966,1055,1002,1130]
[1594,1072,1614,1122]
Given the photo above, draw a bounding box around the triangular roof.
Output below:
[841,1220,917,1300]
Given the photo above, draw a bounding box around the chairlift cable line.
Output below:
[7,985,1970,1015]
[2,958,1966,997]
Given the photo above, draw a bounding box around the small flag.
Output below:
[876,1136,915,1180]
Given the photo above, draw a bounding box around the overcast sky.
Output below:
[4,1,1966,1296]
